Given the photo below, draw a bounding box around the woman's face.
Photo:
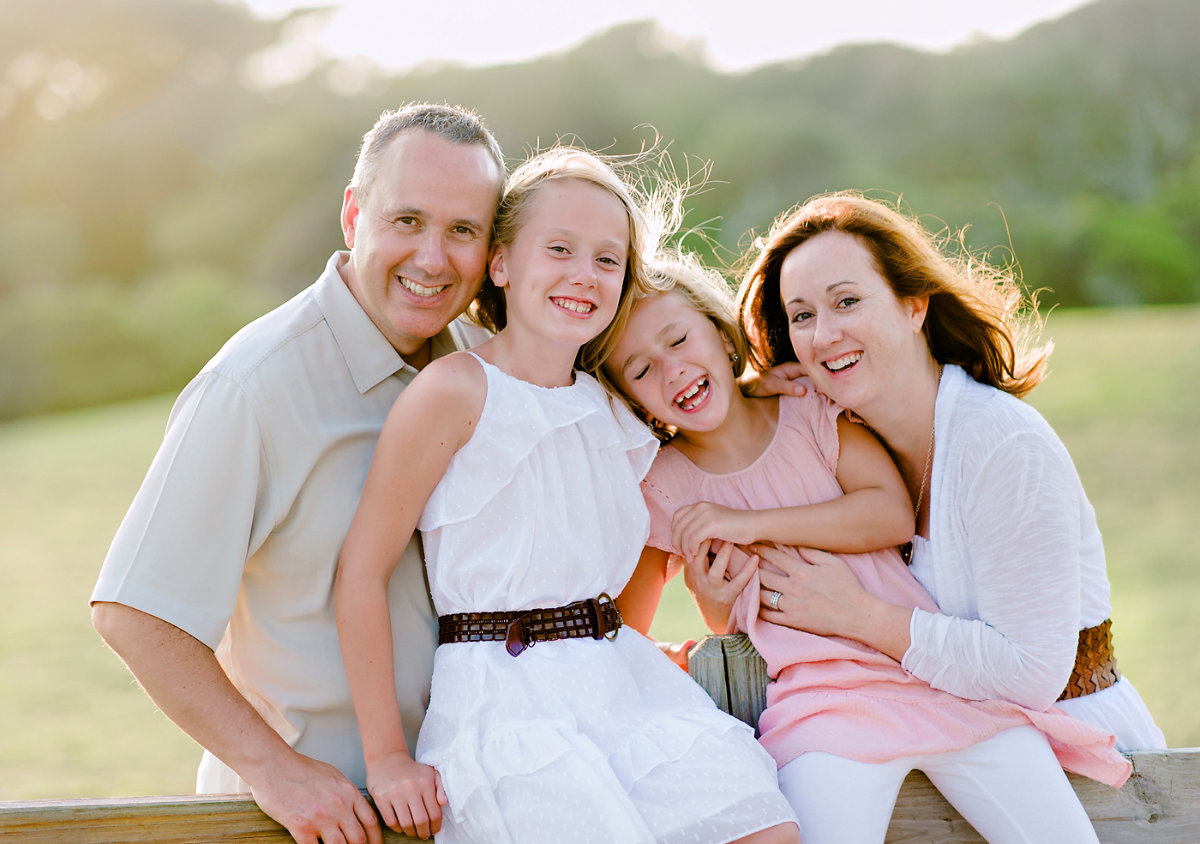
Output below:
[605,290,737,435]
[778,229,927,414]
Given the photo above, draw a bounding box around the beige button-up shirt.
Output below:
[93,251,482,791]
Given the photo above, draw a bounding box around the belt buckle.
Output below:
[505,613,531,657]
[592,592,620,641]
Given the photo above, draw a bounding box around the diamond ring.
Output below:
[767,590,782,610]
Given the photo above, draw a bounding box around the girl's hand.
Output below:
[671,501,757,561]
[366,752,447,840]
[682,540,759,633]
[655,638,698,670]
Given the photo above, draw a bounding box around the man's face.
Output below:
[340,130,503,359]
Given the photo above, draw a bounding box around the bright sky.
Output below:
[229,0,1094,76]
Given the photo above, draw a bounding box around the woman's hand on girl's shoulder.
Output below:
[739,361,808,398]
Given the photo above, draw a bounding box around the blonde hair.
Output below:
[739,191,1051,397]
[590,249,748,441]
[471,144,684,371]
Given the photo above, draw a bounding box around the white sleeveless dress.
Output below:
[414,356,795,844]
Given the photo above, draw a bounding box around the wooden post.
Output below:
[688,632,769,734]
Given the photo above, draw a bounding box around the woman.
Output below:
[738,192,1165,751]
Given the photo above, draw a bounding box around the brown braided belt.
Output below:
[1058,618,1121,701]
[438,593,622,658]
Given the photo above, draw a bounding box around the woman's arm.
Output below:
[671,415,914,559]
[900,430,1082,709]
[334,354,483,838]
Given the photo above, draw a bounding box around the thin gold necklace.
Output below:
[913,416,935,523]
[903,365,941,565]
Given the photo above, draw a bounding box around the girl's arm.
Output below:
[672,415,915,559]
[334,354,484,838]
[617,546,672,635]
[618,543,756,667]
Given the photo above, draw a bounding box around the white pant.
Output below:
[776,726,1098,843]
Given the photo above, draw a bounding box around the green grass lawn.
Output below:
[1,304,1197,800]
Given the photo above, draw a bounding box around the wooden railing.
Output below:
[3,634,1196,842]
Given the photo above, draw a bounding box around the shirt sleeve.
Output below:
[91,371,268,649]
[902,429,1082,710]
[640,473,680,555]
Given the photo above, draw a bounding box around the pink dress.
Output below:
[642,392,1131,788]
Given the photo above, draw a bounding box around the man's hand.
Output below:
[250,755,383,844]
[740,361,808,398]
[91,602,385,844]
[366,751,447,840]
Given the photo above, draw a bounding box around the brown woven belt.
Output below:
[1058,618,1121,701]
[438,593,622,658]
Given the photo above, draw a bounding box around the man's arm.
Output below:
[91,601,383,844]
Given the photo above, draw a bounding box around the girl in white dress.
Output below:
[334,147,799,844]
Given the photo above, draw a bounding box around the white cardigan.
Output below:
[901,365,1165,750]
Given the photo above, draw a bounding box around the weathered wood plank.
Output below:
[4,751,1198,843]
[687,634,731,714]
[1,753,1197,842]
[0,793,419,843]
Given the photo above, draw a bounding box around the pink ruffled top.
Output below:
[642,392,1131,788]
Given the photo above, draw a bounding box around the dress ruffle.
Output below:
[418,633,778,844]
[420,365,656,531]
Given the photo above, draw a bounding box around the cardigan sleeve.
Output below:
[902,427,1082,711]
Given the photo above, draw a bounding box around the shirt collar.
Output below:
[313,251,460,394]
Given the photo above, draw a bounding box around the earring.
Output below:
[729,350,741,371]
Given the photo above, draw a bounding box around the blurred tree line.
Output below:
[2,0,1197,420]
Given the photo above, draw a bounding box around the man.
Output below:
[91,103,505,844]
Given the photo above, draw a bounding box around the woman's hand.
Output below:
[671,501,758,561]
[366,751,447,840]
[682,541,759,634]
[756,545,865,637]
[755,544,913,661]
[740,361,808,398]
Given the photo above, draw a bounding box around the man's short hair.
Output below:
[349,103,505,199]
